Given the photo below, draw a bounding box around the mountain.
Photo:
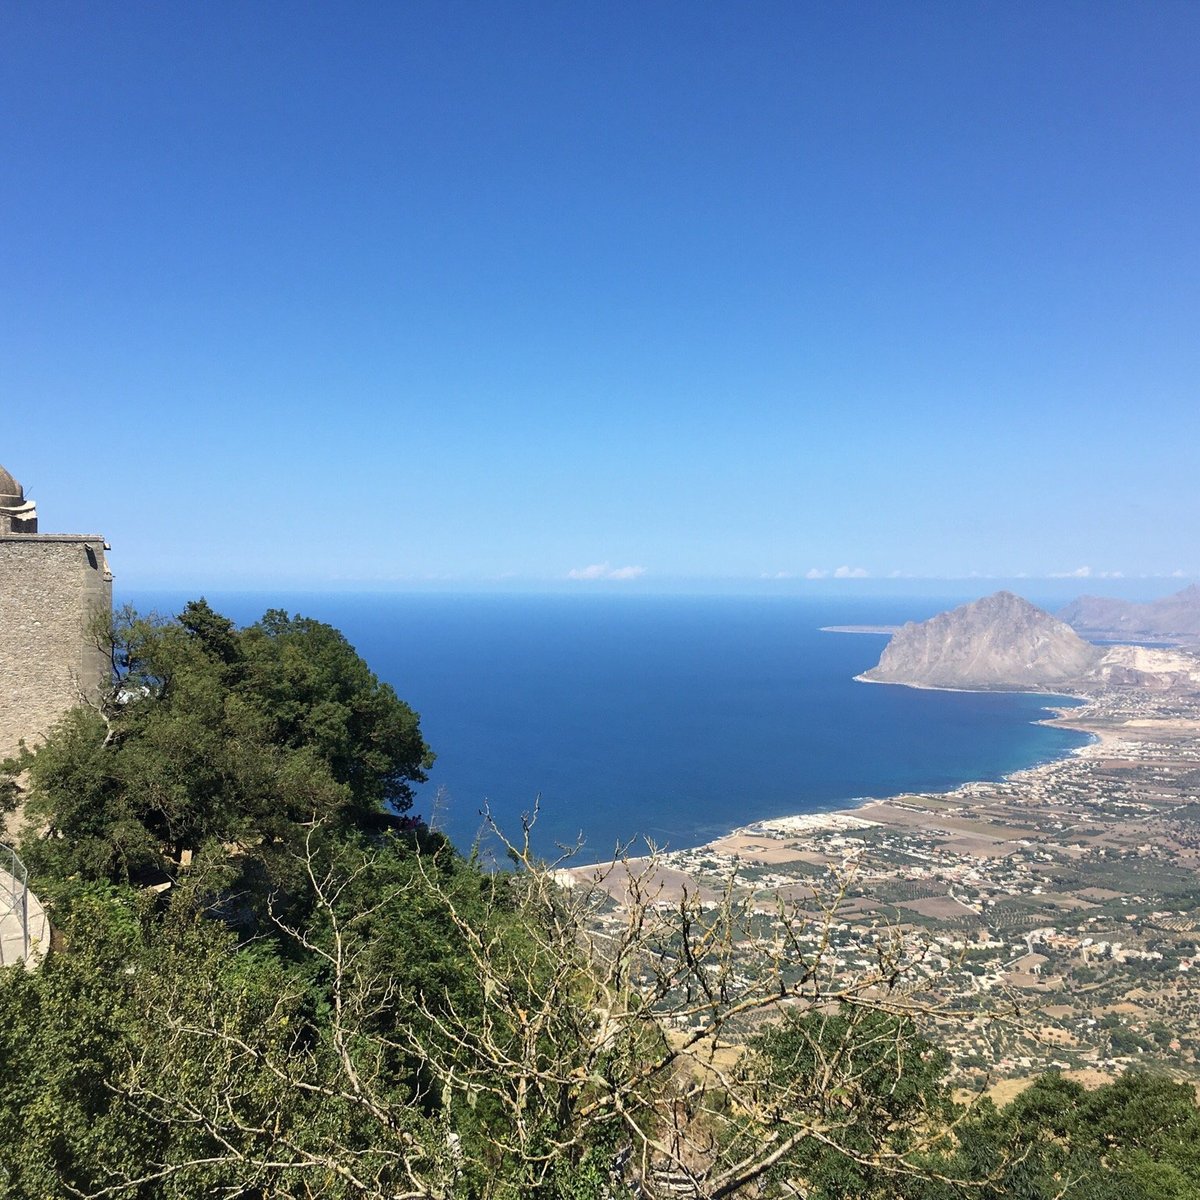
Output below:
[861,591,1104,690]
[1058,584,1200,642]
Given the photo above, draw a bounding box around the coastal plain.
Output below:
[569,663,1200,1087]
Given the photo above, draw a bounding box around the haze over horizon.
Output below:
[3,2,1197,592]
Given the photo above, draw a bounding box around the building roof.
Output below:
[0,465,22,502]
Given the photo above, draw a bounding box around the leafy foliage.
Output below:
[745,1008,956,1198]
[10,600,433,908]
[938,1070,1200,1200]
[0,831,630,1199]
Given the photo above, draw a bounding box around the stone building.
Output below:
[0,464,112,761]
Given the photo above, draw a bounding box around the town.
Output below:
[569,675,1200,1090]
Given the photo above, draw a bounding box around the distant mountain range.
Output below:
[861,591,1103,691]
[1057,584,1200,643]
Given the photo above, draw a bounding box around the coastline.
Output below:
[561,667,1142,883]
[565,686,1108,879]
[560,646,1200,1083]
[819,624,900,636]
[854,672,1092,697]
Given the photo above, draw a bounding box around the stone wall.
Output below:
[0,535,112,760]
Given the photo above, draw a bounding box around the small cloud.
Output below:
[1171,569,1187,578]
[1048,566,1125,580]
[567,562,646,581]
[805,568,828,580]
[567,563,609,580]
[762,570,798,580]
[833,565,869,579]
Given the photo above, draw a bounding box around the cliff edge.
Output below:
[861,591,1104,691]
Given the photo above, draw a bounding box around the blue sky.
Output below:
[2,2,1197,593]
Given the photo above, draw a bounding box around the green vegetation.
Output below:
[744,1008,956,1198]
[16,601,433,910]
[2,601,1200,1198]
[939,1072,1200,1200]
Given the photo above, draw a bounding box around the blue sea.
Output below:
[123,592,1092,859]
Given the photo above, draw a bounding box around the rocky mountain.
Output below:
[1058,584,1200,643]
[861,591,1104,690]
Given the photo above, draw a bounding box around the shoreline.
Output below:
[566,686,1108,878]
[819,624,900,635]
[854,672,1093,698]
[560,662,1200,1083]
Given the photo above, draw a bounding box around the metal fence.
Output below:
[0,842,31,967]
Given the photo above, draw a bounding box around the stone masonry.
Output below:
[0,467,112,761]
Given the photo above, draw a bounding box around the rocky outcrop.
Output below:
[1088,644,1200,692]
[861,591,1104,691]
[1058,584,1200,643]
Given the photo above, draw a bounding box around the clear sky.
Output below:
[2,2,1197,593]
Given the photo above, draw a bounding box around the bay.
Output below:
[124,591,1092,859]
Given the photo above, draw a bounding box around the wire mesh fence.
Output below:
[0,843,31,967]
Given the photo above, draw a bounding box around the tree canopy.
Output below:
[10,600,434,902]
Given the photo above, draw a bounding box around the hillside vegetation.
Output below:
[1,601,1198,1199]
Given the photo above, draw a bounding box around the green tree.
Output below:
[0,830,623,1199]
[8,600,433,909]
[743,1007,957,1199]
[939,1070,1200,1200]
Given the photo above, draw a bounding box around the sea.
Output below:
[122,592,1092,861]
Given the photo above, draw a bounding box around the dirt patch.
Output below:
[709,835,816,864]
[975,1068,1116,1108]
[942,835,1020,858]
[896,895,977,920]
